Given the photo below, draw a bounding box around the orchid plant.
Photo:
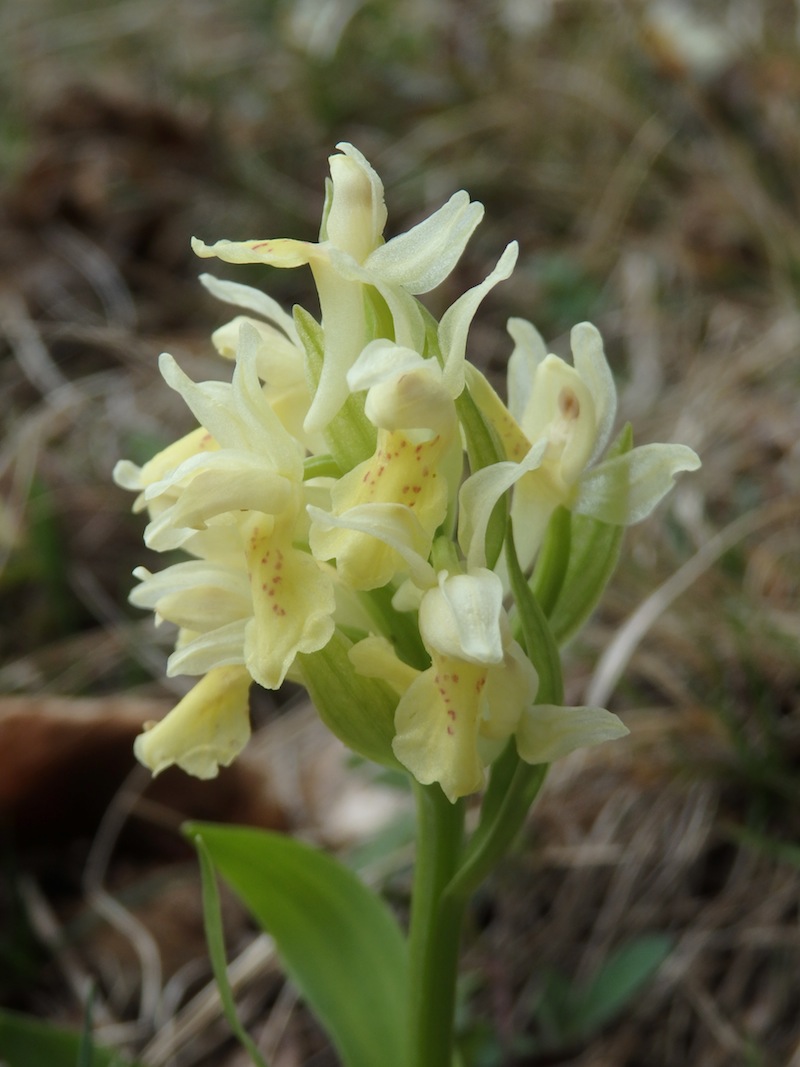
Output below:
[115,143,700,1067]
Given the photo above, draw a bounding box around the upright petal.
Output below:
[458,440,547,571]
[570,322,617,464]
[440,242,519,397]
[365,191,484,294]
[327,143,388,262]
[506,318,547,424]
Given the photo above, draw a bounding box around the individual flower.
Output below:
[192,142,485,434]
[307,339,460,589]
[306,242,519,590]
[460,320,701,570]
[350,568,627,801]
[133,665,253,778]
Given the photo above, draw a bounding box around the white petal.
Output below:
[199,273,299,342]
[515,704,629,764]
[506,318,547,424]
[570,322,617,463]
[365,191,484,294]
[440,242,518,397]
[167,620,249,676]
[192,236,315,268]
[419,570,505,664]
[307,502,436,589]
[333,142,388,252]
[458,440,547,571]
[347,340,429,393]
[574,442,701,525]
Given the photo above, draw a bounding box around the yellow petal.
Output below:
[242,516,336,688]
[392,656,488,802]
[310,429,449,589]
[349,635,420,696]
[133,666,252,778]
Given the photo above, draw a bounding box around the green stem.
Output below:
[408,782,465,1067]
[530,506,572,617]
[445,762,548,903]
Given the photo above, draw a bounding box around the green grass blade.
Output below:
[196,837,270,1067]
[570,934,673,1038]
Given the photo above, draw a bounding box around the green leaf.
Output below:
[0,1009,139,1067]
[293,305,376,471]
[196,838,270,1067]
[187,824,409,1067]
[547,424,632,645]
[569,934,673,1038]
[297,628,402,768]
[529,506,571,619]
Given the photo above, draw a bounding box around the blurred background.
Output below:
[1,1,799,1065]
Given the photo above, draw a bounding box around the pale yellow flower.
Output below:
[461,320,701,570]
[134,665,252,778]
[192,142,484,434]
[351,568,627,801]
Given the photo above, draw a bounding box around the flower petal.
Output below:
[440,241,518,396]
[308,501,436,590]
[327,144,387,262]
[199,273,299,342]
[574,442,701,525]
[348,341,454,435]
[419,570,505,664]
[133,666,252,778]
[167,620,248,676]
[365,191,484,294]
[242,516,336,688]
[191,236,316,268]
[518,354,598,487]
[392,660,488,802]
[506,318,547,423]
[130,560,250,631]
[515,704,629,764]
[570,322,617,463]
[458,439,547,571]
